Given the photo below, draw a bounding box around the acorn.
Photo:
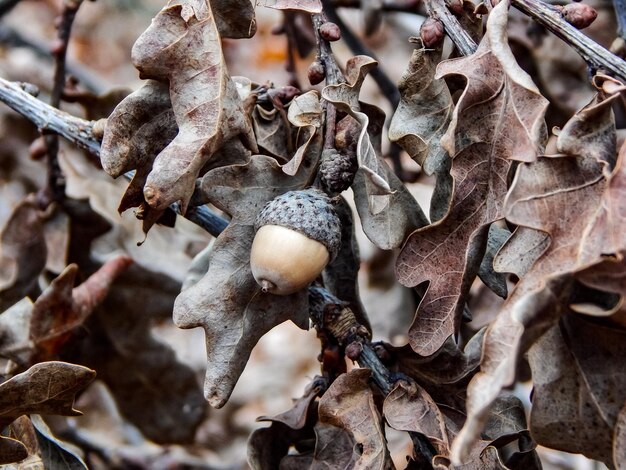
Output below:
[251,189,341,295]
[319,148,358,194]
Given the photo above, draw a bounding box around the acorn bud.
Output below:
[420,18,445,48]
[560,3,597,29]
[319,148,358,194]
[251,189,341,295]
[447,0,465,15]
[320,22,341,42]
[308,60,326,85]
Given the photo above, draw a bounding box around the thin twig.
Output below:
[45,0,85,202]
[512,0,626,82]
[311,12,345,86]
[424,0,477,56]
[312,11,343,151]
[308,286,436,467]
[0,78,100,153]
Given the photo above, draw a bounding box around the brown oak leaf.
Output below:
[318,369,394,469]
[174,154,318,407]
[452,86,626,463]
[528,314,626,467]
[0,361,95,430]
[388,44,453,222]
[0,194,50,311]
[130,0,257,212]
[395,0,548,356]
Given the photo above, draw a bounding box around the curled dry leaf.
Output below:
[528,314,626,467]
[130,0,257,212]
[0,361,95,430]
[338,99,428,249]
[396,0,548,356]
[322,56,394,215]
[452,87,626,462]
[0,194,49,311]
[383,380,449,456]
[283,90,322,176]
[174,155,318,408]
[384,328,486,412]
[318,369,394,469]
[29,256,133,362]
[210,0,256,39]
[100,80,177,233]
[388,45,453,222]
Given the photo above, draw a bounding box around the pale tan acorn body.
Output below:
[250,189,341,296]
[250,225,330,295]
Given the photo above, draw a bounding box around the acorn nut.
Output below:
[251,189,341,296]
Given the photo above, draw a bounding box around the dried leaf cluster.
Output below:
[1,0,626,468]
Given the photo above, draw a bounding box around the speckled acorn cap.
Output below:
[254,188,342,261]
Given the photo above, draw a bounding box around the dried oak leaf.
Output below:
[29,256,133,362]
[323,56,394,215]
[252,104,292,162]
[388,45,453,222]
[100,80,178,232]
[68,262,206,444]
[395,0,548,356]
[528,314,626,467]
[318,369,394,469]
[249,379,322,468]
[130,0,257,212]
[384,329,486,412]
[174,155,317,408]
[283,90,323,176]
[336,97,428,249]
[477,225,510,299]
[451,87,625,463]
[260,0,322,12]
[258,378,324,430]
[6,415,87,469]
[0,194,49,311]
[0,361,95,430]
[384,380,449,456]
[210,0,256,39]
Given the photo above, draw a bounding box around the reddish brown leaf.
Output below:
[318,369,394,469]
[130,0,257,212]
[0,362,95,430]
[30,256,133,361]
[452,86,626,463]
[395,0,548,356]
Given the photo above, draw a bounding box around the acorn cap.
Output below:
[254,188,341,261]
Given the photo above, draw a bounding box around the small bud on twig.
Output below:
[559,3,597,29]
[307,60,326,85]
[420,18,445,48]
[319,22,341,42]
